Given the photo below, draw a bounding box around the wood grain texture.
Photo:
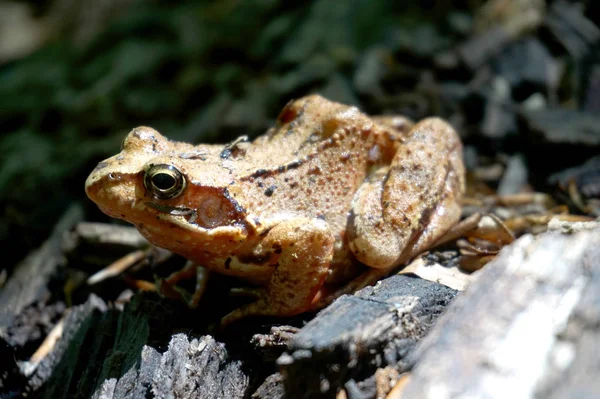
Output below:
[402,222,600,398]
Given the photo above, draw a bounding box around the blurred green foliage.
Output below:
[0,0,465,266]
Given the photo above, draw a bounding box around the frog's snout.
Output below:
[85,175,107,209]
[85,163,113,199]
[84,169,100,199]
[85,165,133,207]
[86,177,139,223]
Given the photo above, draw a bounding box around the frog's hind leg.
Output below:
[348,117,464,270]
[318,168,463,308]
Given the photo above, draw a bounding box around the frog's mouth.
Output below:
[145,202,198,223]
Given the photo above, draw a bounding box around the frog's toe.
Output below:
[220,295,303,326]
[156,265,209,308]
[220,298,270,326]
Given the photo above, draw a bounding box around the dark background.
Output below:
[1,0,599,277]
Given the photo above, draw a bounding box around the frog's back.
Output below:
[231,95,400,235]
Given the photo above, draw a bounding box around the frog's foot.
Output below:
[220,218,334,326]
[348,118,464,269]
[221,297,271,326]
[158,262,209,308]
[221,289,319,326]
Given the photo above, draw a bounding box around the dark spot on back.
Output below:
[220,148,231,159]
[264,185,276,197]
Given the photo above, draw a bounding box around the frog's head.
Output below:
[85,127,250,259]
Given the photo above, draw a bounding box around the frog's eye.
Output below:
[144,164,186,200]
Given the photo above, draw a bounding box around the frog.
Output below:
[85,95,465,325]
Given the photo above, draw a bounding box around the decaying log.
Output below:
[401,220,600,398]
[31,293,251,399]
[28,294,108,396]
[545,0,600,59]
[0,205,82,339]
[5,208,599,398]
[251,373,285,399]
[520,108,600,146]
[276,275,458,398]
[66,222,149,256]
[123,334,248,399]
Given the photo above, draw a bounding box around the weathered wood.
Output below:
[277,275,458,398]
[142,334,249,399]
[457,26,510,70]
[401,221,600,398]
[251,373,285,399]
[520,108,600,146]
[68,222,149,251]
[0,205,83,335]
[62,222,154,272]
[549,155,600,199]
[27,292,252,399]
[251,325,300,363]
[545,0,600,59]
[28,294,108,396]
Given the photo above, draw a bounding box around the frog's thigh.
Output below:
[349,117,463,269]
[221,218,334,325]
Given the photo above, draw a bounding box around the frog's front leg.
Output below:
[158,261,210,307]
[221,218,335,326]
[349,117,464,269]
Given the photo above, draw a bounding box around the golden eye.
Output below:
[144,164,186,200]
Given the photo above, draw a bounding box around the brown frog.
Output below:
[85,95,465,324]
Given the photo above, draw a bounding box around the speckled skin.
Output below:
[85,95,465,324]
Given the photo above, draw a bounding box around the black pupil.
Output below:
[152,173,176,190]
